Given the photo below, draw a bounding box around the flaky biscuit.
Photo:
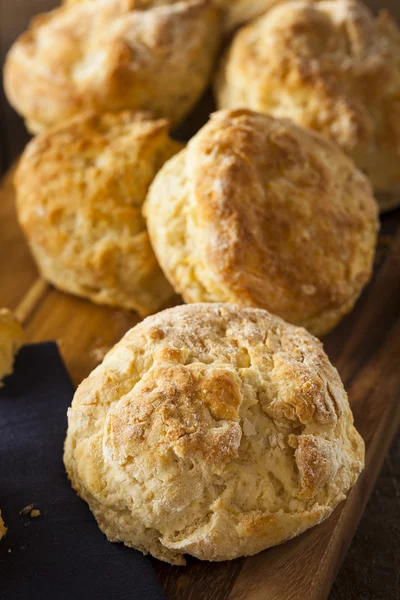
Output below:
[15,111,181,316]
[215,0,400,207]
[0,309,24,385]
[64,303,364,565]
[145,109,378,336]
[4,0,220,134]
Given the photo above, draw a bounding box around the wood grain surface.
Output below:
[0,1,399,599]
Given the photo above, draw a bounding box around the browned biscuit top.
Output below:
[4,0,220,132]
[215,0,400,199]
[64,303,364,565]
[145,109,379,335]
[15,111,181,315]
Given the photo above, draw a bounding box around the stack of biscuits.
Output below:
[2,0,398,565]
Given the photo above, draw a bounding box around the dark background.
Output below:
[0,1,398,598]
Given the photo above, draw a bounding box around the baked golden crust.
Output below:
[214,0,283,32]
[4,0,220,133]
[145,109,379,336]
[0,309,24,385]
[64,303,364,565]
[215,0,400,205]
[66,0,279,31]
[15,111,181,316]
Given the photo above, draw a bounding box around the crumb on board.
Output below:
[20,504,41,518]
[19,504,35,516]
[0,512,7,540]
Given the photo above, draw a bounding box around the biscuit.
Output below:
[145,109,379,336]
[0,309,24,385]
[215,0,400,207]
[64,303,365,565]
[15,111,181,316]
[4,0,220,134]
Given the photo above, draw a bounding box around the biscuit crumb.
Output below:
[0,512,7,540]
[30,509,41,518]
[20,504,35,516]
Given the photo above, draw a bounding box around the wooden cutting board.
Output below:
[1,162,400,599]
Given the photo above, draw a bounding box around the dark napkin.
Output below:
[0,342,165,600]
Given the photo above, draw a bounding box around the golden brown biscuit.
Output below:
[64,303,365,565]
[145,109,379,336]
[215,0,400,207]
[4,0,220,134]
[0,309,24,385]
[15,111,181,316]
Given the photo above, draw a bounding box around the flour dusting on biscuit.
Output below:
[64,303,364,565]
[145,109,378,336]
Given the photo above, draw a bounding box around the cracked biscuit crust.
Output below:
[215,0,400,204]
[4,0,220,133]
[15,111,181,316]
[145,109,378,336]
[64,303,364,565]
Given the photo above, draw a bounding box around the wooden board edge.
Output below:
[316,383,400,599]
[15,277,49,324]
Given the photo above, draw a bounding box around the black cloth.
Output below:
[0,343,165,600]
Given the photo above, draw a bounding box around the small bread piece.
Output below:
[215,0,400,206]
[0,511,7,540]
[64,303,365,565]
[4,0,220,134]
[145,109,378,336]
[15,111,181,316]
[0,309,24,385]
